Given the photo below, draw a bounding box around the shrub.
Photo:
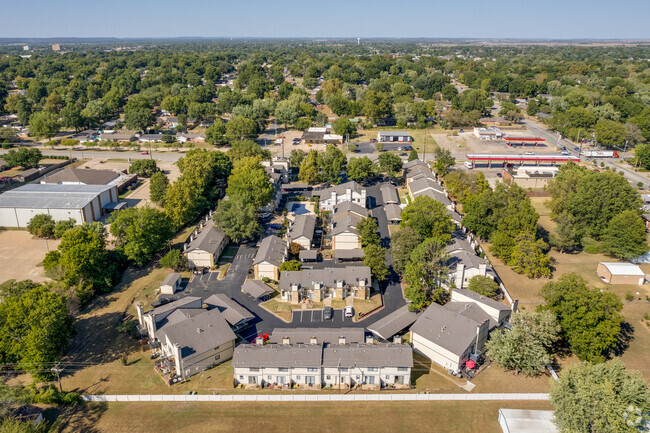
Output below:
[160,249,187,271]
[27,214,55,238]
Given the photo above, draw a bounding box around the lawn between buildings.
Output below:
[54,400,553,433]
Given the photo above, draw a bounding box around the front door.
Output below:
[248,376,257,385]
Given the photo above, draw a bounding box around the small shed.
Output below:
[242,280,274,301]
[597,262,645,286]
[299,249,319,262]
[160,272,182,294]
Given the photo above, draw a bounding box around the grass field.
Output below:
[54,400,553,433]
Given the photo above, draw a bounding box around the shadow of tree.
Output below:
[613,321,635,357]
[53,402,107,433]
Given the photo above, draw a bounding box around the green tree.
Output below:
[205,120,227,145]
[432,147,455,175]
[595,118,627,148]
[508,232,552,278]
[602,210,648,260]
[123,98,155,130]
[486,311,560,376]
[357,217,380,247]
[550,213,579,254]
[362,243,389,283]
[408,149,419,162]
[363,90,393,122]
[53,219,76,239]
[27,214,55,238]
[274,100,300,129]
[225,115,257,140]
[3,148,42,169]
[212,199,262,242]
[378,152,403,177]
[60,103,86,132]
[550,360,650,433]
[29,111,59,141]
[347,157,377,182]
[404,238,450,309]
[289,149,305,168]
[226,157,274,208]
[0,284,72,380]
[332,117,356,137]
[390,226,422,275]
[400,195,454,242]
[319,145,346,184]
[129,159,159,177]
[298,150,322,184]
[541,273,623,362]
[226,140,270,163]
[149,171,169,205]
[466,275,499,299]
[109,207,174,267]
[443,170,490,205]
[159,249,187,272]
[279,260,302,272]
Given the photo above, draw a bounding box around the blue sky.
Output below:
[3,0,650,39]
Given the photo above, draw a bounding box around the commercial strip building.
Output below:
[502,165,558,189]
[0,183,119,227]
[232,342,413,389]
[377,131,413,143]
[300,127,343,145]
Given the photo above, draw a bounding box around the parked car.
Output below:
[269,223,282,229]
[250,333,270,343]
[193,267,206,275]
[323,307,333,320]
[525,151,535,155]
[370,138,377,143]
[344,306,354,318]
[496,172,502,178]
[141,151,149,155]
[292,138,300,145]
[274,138,283,145]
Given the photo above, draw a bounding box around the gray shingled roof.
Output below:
[147,296,202,322]
[446,232,486,270]
[204,294,254,327]
[253,235,286,267]
[403,159,428,170]
[161,272,181,287]
[444,302,493,329]
[270,327,365,344]
[157,309,235,360]
[367,305,420,340]
[332,201,367,218]
[452,289,510,312]
[380,184,399,204]
[333,249,365,260]
[242,280,274,299]
[405,164,435,180]
[42,168,121,185]
[233,343,323,368]
[410,302,486,356]
[0,184,114,209]
[185,225,228,254]
[320,181,364,197]
[279,266,371,292]
[331,213,361,236]
[384,204,402,221]
[321,343,413,368]
[288,214,316,241]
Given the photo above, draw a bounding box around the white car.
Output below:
[464,161,474,168]
[344,306,354,318]
[274,138,283,145]
[525,151,535,155]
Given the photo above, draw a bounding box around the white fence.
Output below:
[83,393,549,402]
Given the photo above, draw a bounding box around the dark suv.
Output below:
[323,306,333,320]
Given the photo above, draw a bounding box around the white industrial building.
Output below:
[0,184,119,228]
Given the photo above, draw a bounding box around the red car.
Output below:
[250,333,270,343]
[141,151,149,155]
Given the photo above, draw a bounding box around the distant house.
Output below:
[597,262,646,286]
[100,131,138,142]
[377,131,413,143]
[319,181,367,212]
[139,134,164,143]
[331,202,365,251]
[136,298,236,380]
[253,235,287,280]
[160,272,182,295]
[177,133,206,144]
[288,214,317,250]
[279,266,371,303]
[183,222,229,269]
[232,342,412,389]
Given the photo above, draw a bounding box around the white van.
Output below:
[464,161,474,169]
[344,306,354,318]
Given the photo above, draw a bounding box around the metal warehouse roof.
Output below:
[0,183,114,209]
[599,262,645,276]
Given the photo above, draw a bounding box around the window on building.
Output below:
[368,367,378,372]
[341,368,348,372]
[356,375,360,380]
[279,368,288,372]
[296,376,301,380]
[239,376,243,380]
[249,367,260,372]
[267,376,272,380]
[385,375,390,379]
[307,368,318,372]
[367,376,375,384]
[306,376,316,384]
[214,355,220,361]
[397,367,408,371]
[326,375,331,380]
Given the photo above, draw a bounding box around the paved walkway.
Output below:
[83,393,549,402]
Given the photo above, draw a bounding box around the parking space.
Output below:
[291,309,352,326]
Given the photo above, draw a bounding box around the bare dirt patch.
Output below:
[0,230,60,283]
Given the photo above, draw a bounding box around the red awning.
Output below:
[466,360,476,369]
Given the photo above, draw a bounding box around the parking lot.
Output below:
[291,309,353,325]
[0,230,60,283]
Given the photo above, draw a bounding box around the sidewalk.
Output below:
[83,393,549,402]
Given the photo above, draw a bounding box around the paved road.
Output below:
[0,148,184,162]
[522,118,650,186]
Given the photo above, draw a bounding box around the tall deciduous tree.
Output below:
[357,217,380,247]
[347,157,377,182]
[400,195,454,242]
[129,159,159,177]
[362,243,389,283]
[378,152,403,177]
[602,210,648,260]
[226,157,274,208]
[551,360,650,433]
[404,238,450,310]
[432,147,455,175]
[109,207,174,266]
[466,275,500,299]
[29,111,59,141]
[27,214,55,238]
[319,145,346,184]
[390,226,422,275]
[149,171,169,205]
[3,148,42,169]
[212,199,262,242]
[541,273,623,362]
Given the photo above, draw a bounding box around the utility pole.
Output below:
[51,364,63,392]
[338,358,341,395]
